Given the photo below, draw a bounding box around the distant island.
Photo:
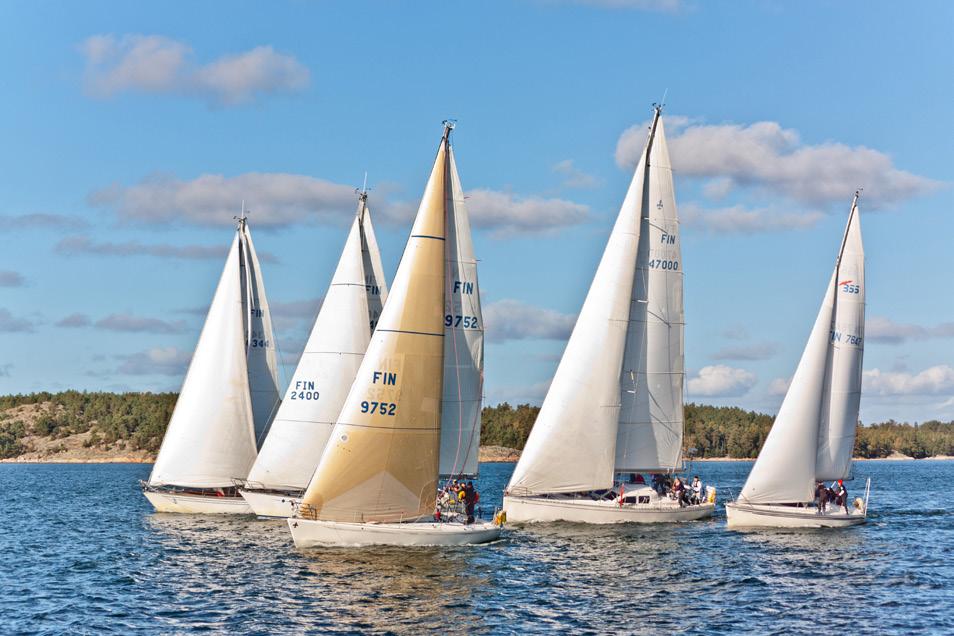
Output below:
[1,391,952,463]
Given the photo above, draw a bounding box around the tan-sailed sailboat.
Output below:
[288,123,502,547]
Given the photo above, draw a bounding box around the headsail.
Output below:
[615,113,685,472]
[507,114,658,495]
[149,232,257,488]
[240,220,281,447]
[439,142,484,479]
[245,199,388,491]
[740,194,865,504]
[300,129,449,523]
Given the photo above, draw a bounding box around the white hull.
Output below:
[143,490,252,514]
[287,518,502,547]
[239,489,302,518]
[503,494,715,524]
[725,501,867,529]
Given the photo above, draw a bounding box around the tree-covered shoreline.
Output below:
[1,391,952,460]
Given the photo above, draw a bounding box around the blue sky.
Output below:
[1,1,952,424]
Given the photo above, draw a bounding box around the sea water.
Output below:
[1,461,951,634]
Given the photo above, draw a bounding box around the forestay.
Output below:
[149,233,258,488]
[240,222,281,447]
[615,115,685,473]
[300,132,449,523]
[740,195,865,504]
[439,145,484,479]
[507,116,656,495]
[245,201,388,491]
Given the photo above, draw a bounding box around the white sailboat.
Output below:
[726,193,869,529]
[503,106,715,523]
[287,123,501,546]
[240,192,388,518]
[143,215,280,513]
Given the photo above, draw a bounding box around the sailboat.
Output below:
[726,192,869,528]
[240,191,388,518]
[503,106,715,523]
[287,123,501,546]
[143,214,281,513]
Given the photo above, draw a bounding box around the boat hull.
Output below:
[287,518,502,547]
[143,490,252,514]
[725,501,866,529]
[239,489,302,518]
[503,494,715,524]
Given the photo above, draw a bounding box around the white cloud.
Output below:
[81,35,310,105]
[616,117,941,208]
[89,173,357,228]
[0,308,37,333]
[552,160,602,189]
[484,299,576,343]
[681,203,824,234]
[687,365,757,397]
[94,313,188,335]
[464,189,590,237]
[90,172,590,237]
[55,313,91,328]
[710,342,778,361]
[115,347,191,376]
[55,235,277,262]
[863,365,954,396]
[767,376,791,397]
[0,271,25,287]
[866,316,954,344]
[0,213,89,230]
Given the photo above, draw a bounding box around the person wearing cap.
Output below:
[833,480,849,514]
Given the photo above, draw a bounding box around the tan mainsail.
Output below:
[300,130,449,523]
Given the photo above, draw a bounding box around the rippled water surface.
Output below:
[1,461,952,634]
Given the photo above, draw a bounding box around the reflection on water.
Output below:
[1,461,952,634]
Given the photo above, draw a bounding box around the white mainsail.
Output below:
[245,200,388,491]
[240,221,281,447]
[149,232,257,488]
[816,199,865,480]
[740,195,865,504]
[615,115,685,472]
[300,128,450,523]
[439,144,484,478]
[507,112,668,495]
